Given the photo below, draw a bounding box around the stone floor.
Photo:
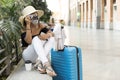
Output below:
[65,27,120,80]
[7,26,120,80]
[7,59,52,80]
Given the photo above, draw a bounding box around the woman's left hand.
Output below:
[38,33,51,40]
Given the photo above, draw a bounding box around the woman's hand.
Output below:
[39,33,51,40]
[25,16,31,25]
[24,16,32,44]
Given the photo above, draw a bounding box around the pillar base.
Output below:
[88,22,92,29]
[96,16,101,29]
[81,22,84,28]
[109,22,113,30]
[100,22,104,29]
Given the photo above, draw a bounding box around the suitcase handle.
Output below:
[57,45,79,53]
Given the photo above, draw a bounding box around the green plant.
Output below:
[0,0,23,54]
[31,0,52,22]
[0,0,28,78]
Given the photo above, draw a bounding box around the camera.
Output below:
[29,15,38,20]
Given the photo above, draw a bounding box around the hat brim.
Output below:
[19,10,44,26]
[37,10,44,18]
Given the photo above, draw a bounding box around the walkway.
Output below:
[7,59,52,80]
[7,26,120,80]
[65,27,120,80]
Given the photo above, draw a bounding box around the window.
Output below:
[104,0,107,6]
[113,0,116,4]
[91,0,93,11]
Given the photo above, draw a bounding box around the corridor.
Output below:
[65,26,120,80]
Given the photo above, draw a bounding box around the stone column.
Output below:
[84,2,86,28]
[92,0,96,29]
[86,1,88,28]
[83,3,85,28]
[88,0,93,29]
[68,0,71,26]
[110,0,113,30]
[75,7,77,26]
[96,0,101,29]
[81,3,84,28]
[101,0,104,29]
[79,5,81,27]
[106,0,113,30]
[116,0,120,30]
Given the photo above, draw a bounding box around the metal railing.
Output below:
[0,47,22,79]
[0,49,6,74]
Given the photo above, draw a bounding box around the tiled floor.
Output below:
[7,59,52,80]
[65,27,120,80]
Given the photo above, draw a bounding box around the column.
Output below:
[106,0,113,30]
[84,2,86,28]
[86,1,88,28]
[96,0,101,29]
[70,9,71,25]
[83,3,85,28]
[92,0,96,29]
[77,3,81,27]
[110,0,113,30]
[116,0,120,30]
[81,3,84,28]
[68,0,71,26]
[79,5,81,27]
[88,0,93,28]
[101,0,104,29]
[75,7,77,26]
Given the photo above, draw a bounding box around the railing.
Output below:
[0,47,22,79]
[0,49,6,74]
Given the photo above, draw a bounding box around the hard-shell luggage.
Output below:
[51,46,82,80]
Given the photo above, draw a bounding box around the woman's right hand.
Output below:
[25,15,31,25]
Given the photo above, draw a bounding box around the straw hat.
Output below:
[19,6,44,26]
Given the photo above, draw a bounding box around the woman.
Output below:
[19,6,56,76]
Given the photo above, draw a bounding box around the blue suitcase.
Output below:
[51,46,82,80]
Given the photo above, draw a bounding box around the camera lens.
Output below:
[32,16,38,20]
[29,15,33,19]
